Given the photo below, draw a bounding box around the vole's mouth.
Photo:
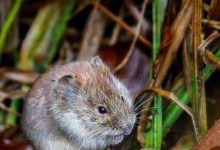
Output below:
[108,133,125,144]
[112,133,124,138]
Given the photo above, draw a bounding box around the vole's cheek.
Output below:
[90,117,97,122]
[97,115,112,123]
[99,120,112,128]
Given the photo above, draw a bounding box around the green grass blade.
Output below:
[5,1,74,128]
[19,1,74,71]
[46,0,74,67]
[0,110,5,124]
[152,0,167,59]
[0,0,23,60]
[154,95,163,149]
[5,100,20,126]
[162,88,188,137]
[145,0,167,149]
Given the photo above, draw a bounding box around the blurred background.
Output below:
[0,0,220,149]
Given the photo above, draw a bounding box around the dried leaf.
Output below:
[194,119,220,150]
[0,68,39,84]
[99,43,150,96]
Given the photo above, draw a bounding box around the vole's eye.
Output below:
[98,106,107,114]
[121,96,125,102]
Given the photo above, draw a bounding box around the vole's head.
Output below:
[51,56,136,149]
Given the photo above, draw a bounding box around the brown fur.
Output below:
[21,56,136,150]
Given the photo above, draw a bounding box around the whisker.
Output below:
[79,128,103,150]
[134,96,154,111]
[135,107,154,116]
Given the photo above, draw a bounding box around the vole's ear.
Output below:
[55,75,80,101]
[91,56,105,68]
[91,56,111,77]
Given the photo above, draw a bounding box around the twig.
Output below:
[113,0,149,73]
[109,9,123,45]
[96,3,152,48]
[125,0,150,34]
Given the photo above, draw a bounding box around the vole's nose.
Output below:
[123,123,133,135]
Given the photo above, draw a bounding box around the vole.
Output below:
[21,56,136,150]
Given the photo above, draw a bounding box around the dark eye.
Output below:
[121,96,125,102]
[98,106,107,114]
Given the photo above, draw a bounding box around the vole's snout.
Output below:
[122,122,134,135]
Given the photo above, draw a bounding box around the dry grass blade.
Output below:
[202,19,220,30]
[0,68,39,84]
[78,0,107,60]
[0,90,25,102]
[70,0,93,18]
[108,9,122,45]
[0,91,7,102]
[203,51,220,68]
[203,3,209,12]
[198,31,220,54]
[153,0,193,87]
[58,41,75,64]
[113,0,149,73]
[125,0,150,33]
[149,87,199,142]
[96,3,152,48]
[171,0,192,32]
[198,31,220,68]
[192,0,207,138]
[182,31,193,101]
[137,1,193,144]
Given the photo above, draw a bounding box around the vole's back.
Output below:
[22,63,81,150]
